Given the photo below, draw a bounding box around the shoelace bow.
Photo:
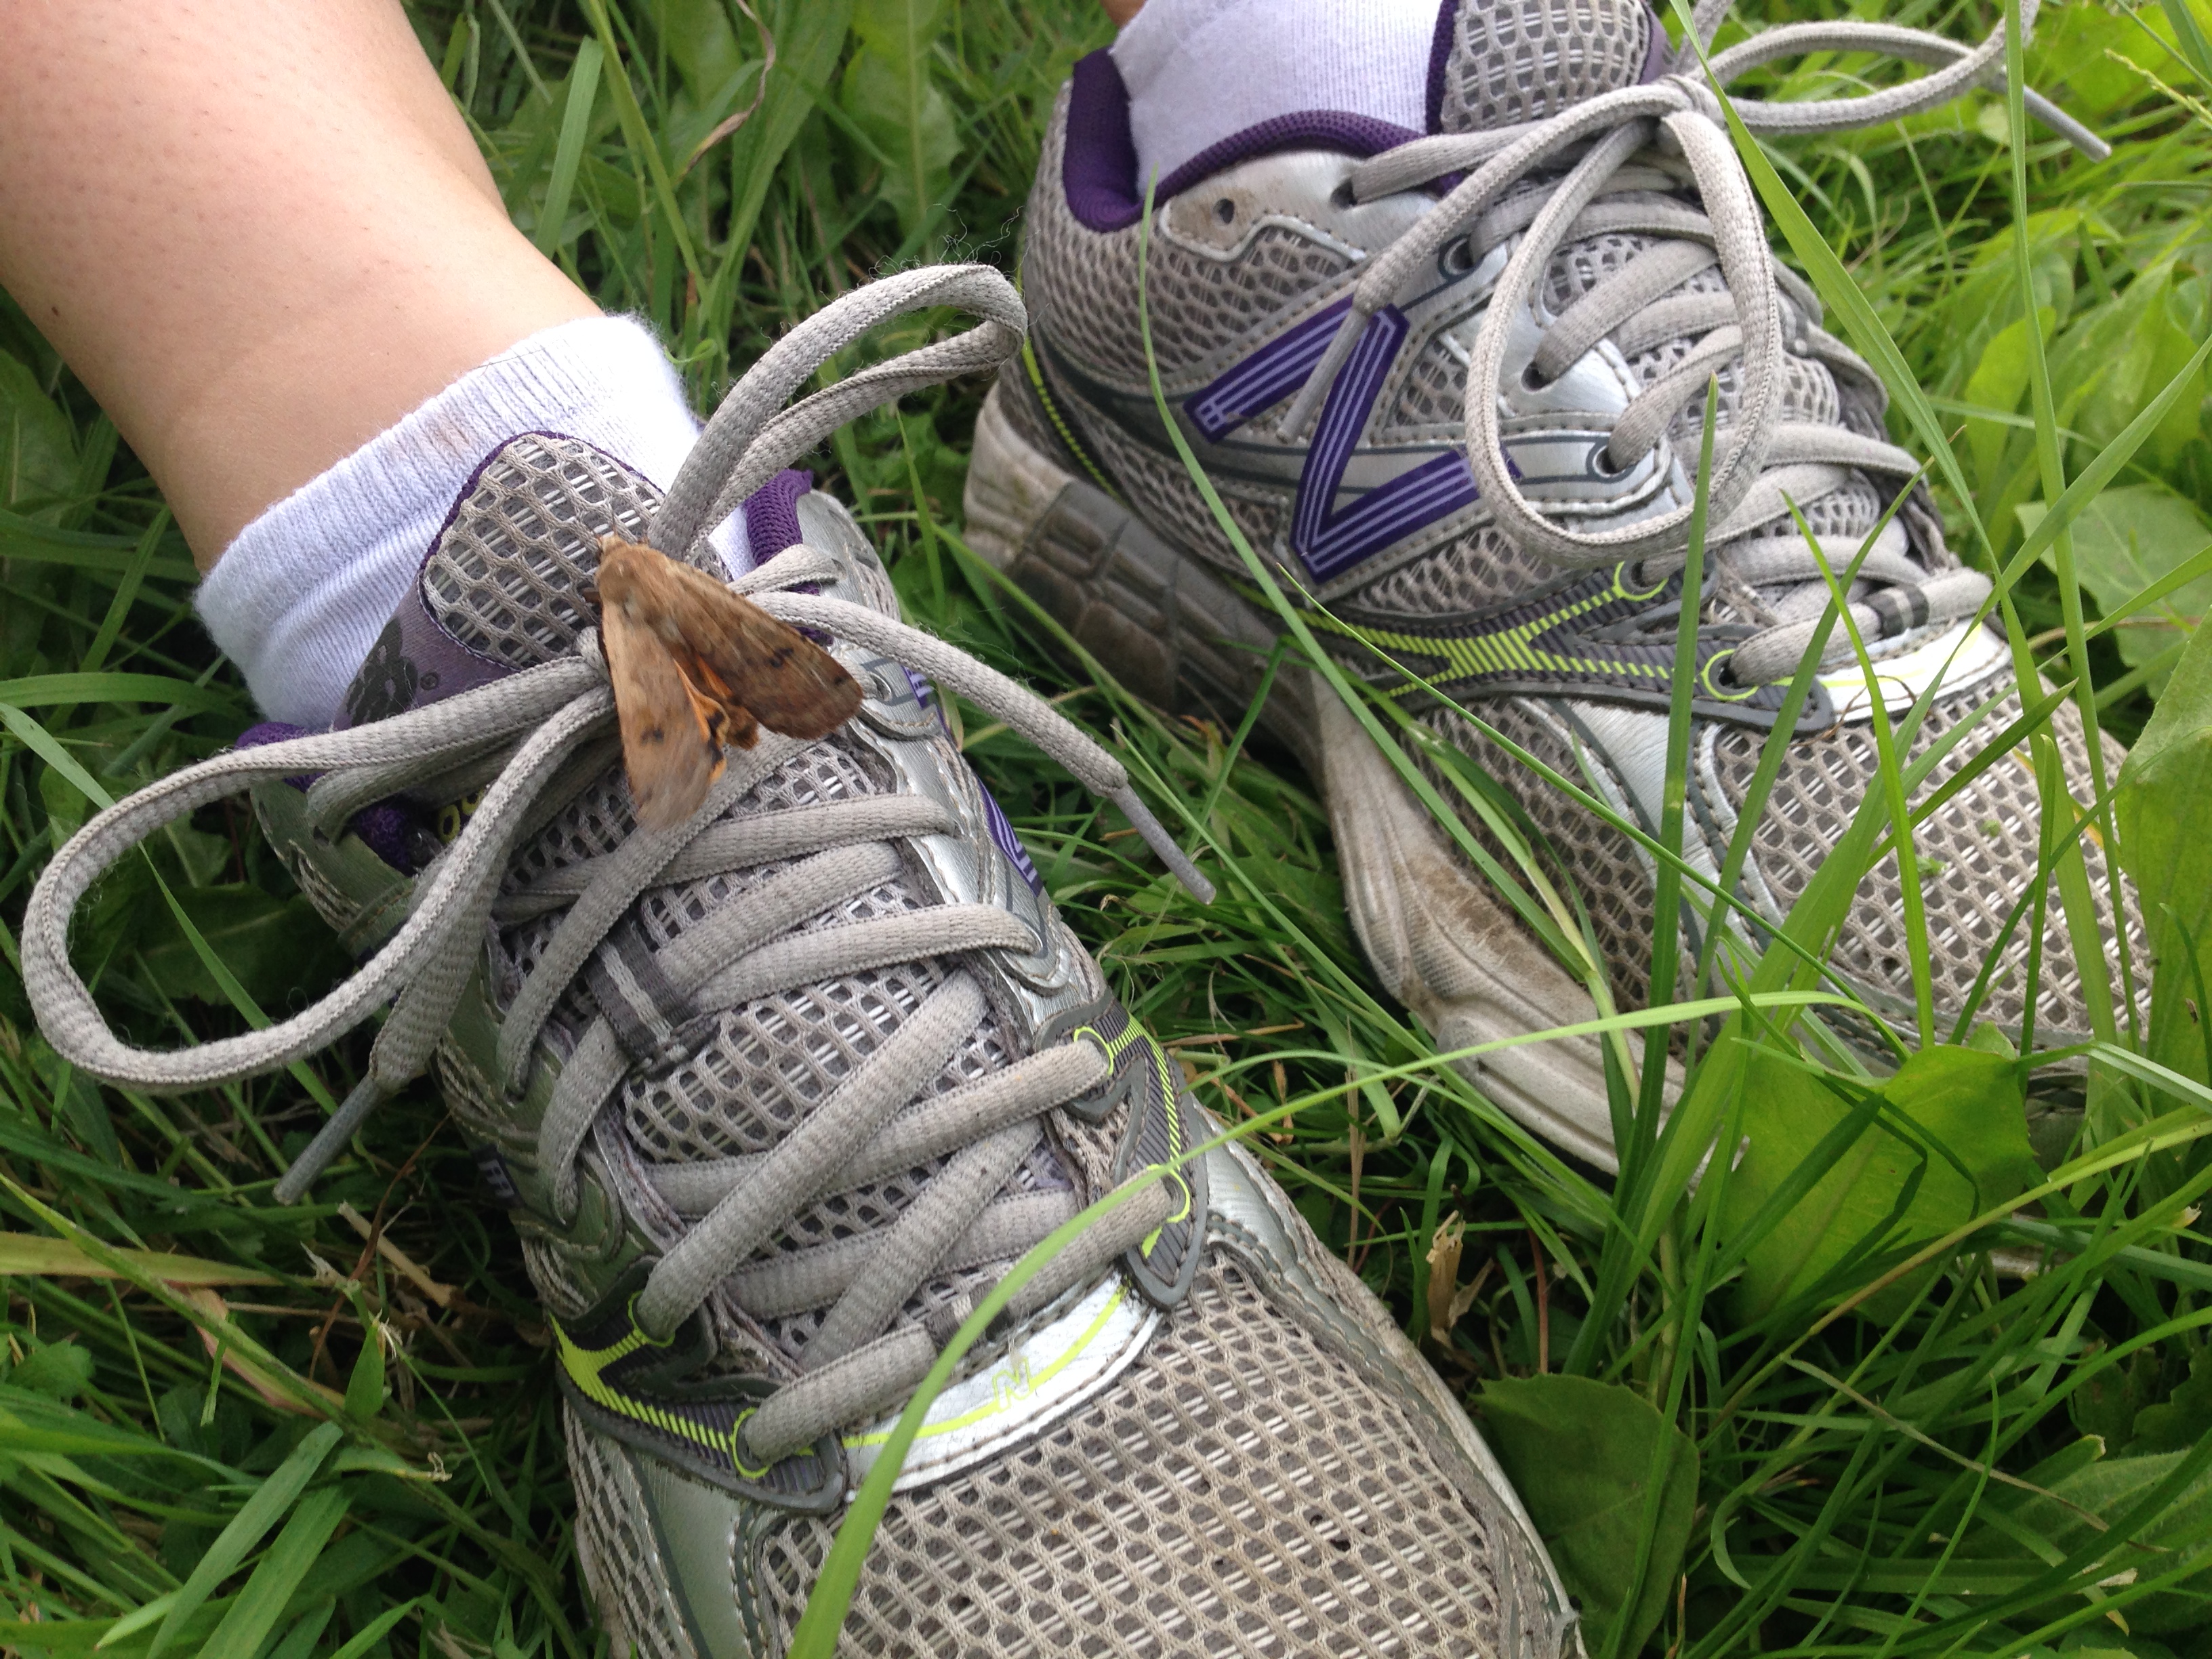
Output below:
[24,265,1212,1461]
[1284,0,2104,687]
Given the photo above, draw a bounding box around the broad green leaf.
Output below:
[0,349,76,514]
[134,886,350,1008]
[2133,1349,2212,1452]
[1721,1044,2035,1319]
[2020,485,2211,692]
[1970,1446,2212,1634]
[842,0,956,241]
[194,1486,348,1659]
[641,0,743,103]
[8,1339,94,1402]
[1963,308,2050,492]
[1476,1374,1698,1659]
[720,0,856,258]
[2116,620,2212,1094]
[146,1422,342,1659]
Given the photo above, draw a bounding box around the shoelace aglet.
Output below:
[1109,785,1214,903]
[274,1074,390,1206]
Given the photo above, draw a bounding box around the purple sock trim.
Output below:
[1065,51,1145,231]
[739,468,813,567]
[1427,0,1458,131]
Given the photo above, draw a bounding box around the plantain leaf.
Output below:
[1477,1374,1698,1659]
[841,0,956,241]
[134,886,351,1009]
[2117,619,2212,1094]
[2020,485,2211,693]
[0,349,76,515]
[1720,1044,2035,1321]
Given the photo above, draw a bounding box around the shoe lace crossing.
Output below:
[1288,0,2103,686]
[23,264,1212,1462]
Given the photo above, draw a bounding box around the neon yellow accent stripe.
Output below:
[1023,339,1121,499]
[842,1284,1131,1451]
[1296,563,1675,695]
[553,1308,770,1477]
[1071,1018,1188,1256]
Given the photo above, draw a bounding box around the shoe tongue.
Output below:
[335,434,663,731]
[335,434,811,732]
[1433,0,1662,134]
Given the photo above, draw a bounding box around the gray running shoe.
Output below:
[26,268,1574,1658]
[967,0,2131,1167]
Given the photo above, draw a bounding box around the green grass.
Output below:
[6,0,2212,1654]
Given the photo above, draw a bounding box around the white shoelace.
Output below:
[1288,0,2103,684]
[24,266,1210,1460]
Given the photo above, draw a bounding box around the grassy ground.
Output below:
[5,0,2212,1654]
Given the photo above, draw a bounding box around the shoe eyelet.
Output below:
[1586,437,1645,483]
[1213,197,1236,225]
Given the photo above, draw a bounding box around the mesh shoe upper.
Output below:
[1008,0,2133,1042]
[23,269,1577,1657]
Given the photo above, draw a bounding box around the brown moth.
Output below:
[594,533,862,829]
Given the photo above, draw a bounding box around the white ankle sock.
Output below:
[196,314,720,730]
[1111,0,1444,190]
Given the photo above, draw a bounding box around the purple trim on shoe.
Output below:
[1641,3,1669,82]
[901,665,1043,893]
[350,802,421,872]
[333,587,512,732]
[979,783,1044,895]
[238,720,425,869]
[1186,297,1353,441]
[740,468,813,566]
[1427,0,1458,131]
[1290,306,1479,582]
[1153,111,1424,204]
[1065,51,1145,231]
[1064,49,1425,226]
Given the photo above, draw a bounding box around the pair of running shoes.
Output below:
[26,2,2125,1654]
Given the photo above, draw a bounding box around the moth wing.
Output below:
[602,596,724,830]
[653,559,863,741]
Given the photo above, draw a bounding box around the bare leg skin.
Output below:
[1101,0,1145,22]
[0,1,598,567]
